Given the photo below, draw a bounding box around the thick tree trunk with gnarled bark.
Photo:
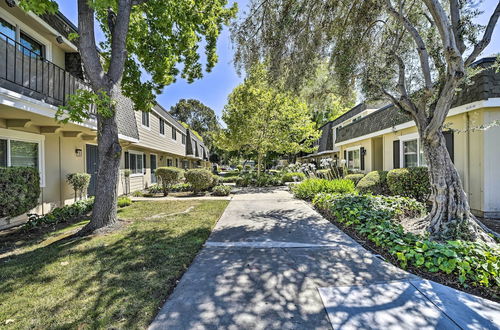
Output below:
[421,130,495,243]
[78,88,122,235]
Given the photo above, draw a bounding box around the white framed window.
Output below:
[399,133,426,167]
[171,127,177,141]
[346,146,361,170]
[181,134,186,145]
[159,117,165,135]
[0,128,45,186]
[141,112,150,128]
[0,11,52,60]
[128,151,144,176]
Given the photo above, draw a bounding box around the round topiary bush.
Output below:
[0,167,40,218]
[344,173,365,186]
[155,167,184,196]
[356,171,389,195]
[387,167,430,202]
[185,169,214,194]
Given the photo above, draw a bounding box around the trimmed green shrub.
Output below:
[356,171,389,195]
[291,178,355,200]
[212,185,232,196]
[236,172,283,187]
[387,167,430,202]
[171,183,192,192]
[66,173,91,201]
[236,164,243,171]
[185,169,214,194]
[344,173,365,185]
[312,193,499,289]
[219,176,240,183]
[156,167,184,196]
[282,172,306,183]
[117,196,132,207]
[25,198,94,229]
[0,167,40,218]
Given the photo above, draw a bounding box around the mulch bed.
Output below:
[315,208,500,303]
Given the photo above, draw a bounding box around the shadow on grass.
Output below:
[0,222,212,328]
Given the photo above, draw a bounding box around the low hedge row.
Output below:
[356,171,389,195]
[212,185,232,196]
[291,178,355,200]
[312,193,499,289]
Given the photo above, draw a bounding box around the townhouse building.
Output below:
[0,4,209,228]
[299,57,500,219]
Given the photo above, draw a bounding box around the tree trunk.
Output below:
[421,130,495,243]
[78,90,122,235]
[257,153,263,178]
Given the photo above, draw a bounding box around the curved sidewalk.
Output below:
[150,187,500,330]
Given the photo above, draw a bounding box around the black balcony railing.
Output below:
[0,32,93,112]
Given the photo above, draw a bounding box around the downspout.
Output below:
[59,135,63,207]
[465,112,470,198]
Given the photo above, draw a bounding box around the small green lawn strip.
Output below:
[0,200,228,329]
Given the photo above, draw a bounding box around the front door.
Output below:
[86,144,99,196]
[150,154,157,184]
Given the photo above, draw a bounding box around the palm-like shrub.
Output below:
[156,167,184,196]
[185,169,214,194]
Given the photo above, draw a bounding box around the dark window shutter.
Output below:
[143,154,147,174]
[343,150,347,160]
[393,140,400,169]
[443,130,454,163]
[124,152,129,169]
[360,147,365,171]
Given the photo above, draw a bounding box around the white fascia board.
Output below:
[27,12,79,52]
[334,98,500,147]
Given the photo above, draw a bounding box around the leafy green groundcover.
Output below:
[312,193,500,295]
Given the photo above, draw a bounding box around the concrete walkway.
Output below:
[150,187,500,330]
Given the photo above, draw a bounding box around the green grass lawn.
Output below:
[0,200,228,329]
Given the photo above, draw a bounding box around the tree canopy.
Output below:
[215,64,319,171]
[170,99,220,148]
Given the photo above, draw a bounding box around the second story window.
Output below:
[1,17,45,58]
[159,118,165,135]
[142,112,149,127]
[172,128,177,140]
[181,134,186,145]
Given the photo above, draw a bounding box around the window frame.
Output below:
[128,150,144,176]
[346,146,361,170]
[159,117,165,136]
[141,111,150,129]
[0,128,45,187]
[399,133,426,168]
[0,13,51,60]
[171,127,177,141]
[181,134,186,145]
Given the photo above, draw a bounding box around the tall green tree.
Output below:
[170,99,220,149]
[19,0,237,234]
[215,64,319,174]
[232,0,500,242]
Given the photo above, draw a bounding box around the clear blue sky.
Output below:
[58,0,499,119]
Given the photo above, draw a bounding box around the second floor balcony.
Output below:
[0,31,92,111]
